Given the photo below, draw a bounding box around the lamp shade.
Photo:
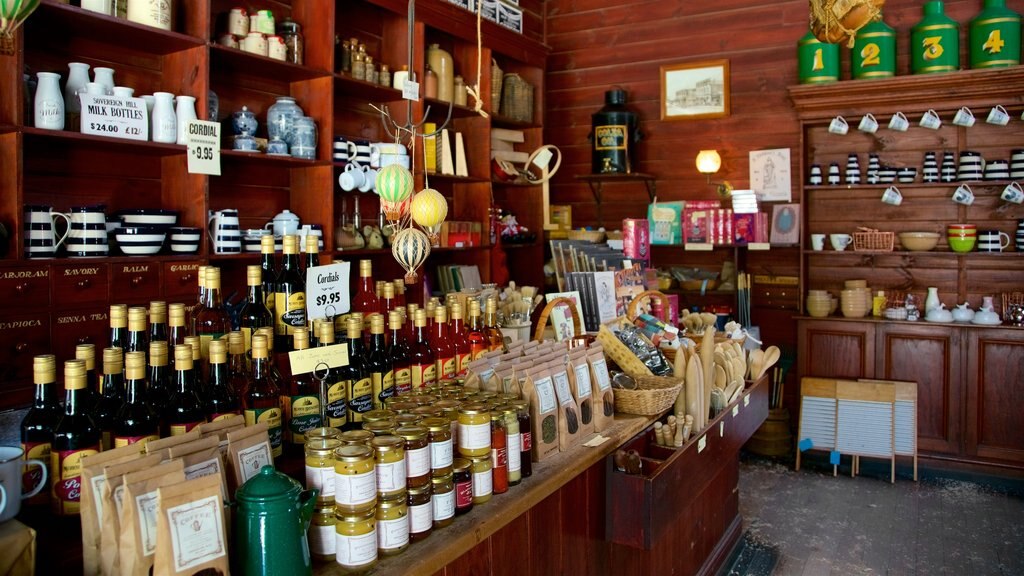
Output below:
[696,150,722,174]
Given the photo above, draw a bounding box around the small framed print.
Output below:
[660,59,730,121]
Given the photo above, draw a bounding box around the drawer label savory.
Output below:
[63,267,101,276]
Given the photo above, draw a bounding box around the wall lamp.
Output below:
[695,149,733,199]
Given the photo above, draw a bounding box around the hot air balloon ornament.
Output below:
[376,163,415,225]
[1,0,41,55]
[391,227,431,284]
[410,187,448,244]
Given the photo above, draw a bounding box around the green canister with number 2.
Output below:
[851,18,896,79]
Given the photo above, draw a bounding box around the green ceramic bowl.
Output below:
[948,235,976,253]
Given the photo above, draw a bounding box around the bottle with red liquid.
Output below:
[392,279,406,308]
[449,302,471,376]
[387,310,412,395]
[227,332,250,404]
[405,302,420,343]
[466,300,488,361]
[380,283,396,345]
[490,410,508,494]
[409,308,436,391]
[432,305,456,381]
[50,359,100,516]
[352,259,381,325]
[483,297,504,352]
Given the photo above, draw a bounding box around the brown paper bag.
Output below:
[226,422,272,494]
[154,474,230,576]
[99,453,163,576]
[588,346,615,424]
[521,366,558,462]
[80,444,147,576]
[548,358,584,450]
[552,354,592,443]
[167,436,228,500]
[571,349,612,432]
[118,460,186,576]
[144,428,201,461]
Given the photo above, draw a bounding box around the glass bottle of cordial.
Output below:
[51,360,100,516]
[260,235,278,318]
[366,314,394,409]
[245,334,284,458]
[92,347,125,451]
[126,306,149,356]
[21,355,61,506]
[387,310,412,396]
[409,309,437,391]
[318,321,347,429]
[274,235,306,352]
[164,344,207,436]
[148,301,168,344]
[282,327,321,451]
[239,264,274,353]
[344,316,373,427]
[109,304,128,354]
[205,339,241,422]
[167,303,188,348]
[194,267,231,360]
[116,351,159,449]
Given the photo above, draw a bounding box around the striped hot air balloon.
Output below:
[391,227,431,284]
[376,164,414,221]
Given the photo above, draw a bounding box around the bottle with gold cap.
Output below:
[260,235,278,317]
[405,302,419,342]
[432,305,456,380]
[189,264,208,332]
[283,326,322,449]
[183,335,205,395]
[385,311,411,397]
[74,343,99,409]
[275,234,306,352]
[239,264,274,353]
[409,308,436,391]
[92,347,125,451]
[380,283,396,344]
[21,355,61,506]
[168,303,188,348]
[256,325,286,390]
[483,297,504,352]
[352,259,381,323]
[245,334,284,458]
[164,344,207,436]
[344,317,373,427]
[317,320,347,429]
[304,233,320,270]
[227,332,250,404]
[109,304,128,353]
[51,359,100,516]
[149,301,168,344]
[195,266,231,360]
[450,303,471,376]
[366,314,394,410]
[205,339,241,421]
[467,299,488,360]
[147,340,171,407]
[115,352,159,449]
[392,279,406,307]
[126,306,149,356]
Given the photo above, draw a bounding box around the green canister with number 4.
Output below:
[970,0,1021,69]
[852,18,896,79]
[911,1,960,74]
[798,30,839,84]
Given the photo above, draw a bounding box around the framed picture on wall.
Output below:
[660,59,730,121]
[769,203,801,246]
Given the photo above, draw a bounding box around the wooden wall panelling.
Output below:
[289,164,334,252]
[798,319,875,379]
[488,512,531,576]
[0,133,21,259]
[964,329,1024,464]
[529,490,563,575]
[0,32,21,126]
[0,310,51,407]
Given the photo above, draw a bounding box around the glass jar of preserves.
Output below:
[405,394,435,406]
[490,410,509,494]
[457,403,491,458]
[469,455,493,505]
[386,399,419,413]
[277,17,304,65]
[363,420,397,437]
[306,426,341,441]
[412,405,442,419]
[512,399,532,478]
[453,458,473,515]
[431,472,456,528]
[395,425,430,489]
[376,497,410,556]
[334,444,377,514]
[407,484,433,542]
[335,508,377,572]
[339,429,374,446]
[309,506,336,561]
[503,405,522,486]
[499,392,520,404]
[362,409,396,424]
[370,435,406,499]
[476,390,498,401]
[395,413,422,426]
[422,416,453,476]
[306,438,341,505]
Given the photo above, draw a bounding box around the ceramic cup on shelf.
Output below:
[952,106,975,127]
[808,164,822,185]
[64,205,109,257]
[338,163,365,192]
[810,234,826,251]
[23,205,70,258]
[359,166,377,193]
[830,233,852,251]
[333,138,357,163]
[977,230,1010,253]
[984,160,1009,181]
[828,115,849,135]
[0,446,48,523]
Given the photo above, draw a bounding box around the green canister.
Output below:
[911,1,960,74]
[851,18,896,79]
[798,30,840,84]
[970,0,1021,69]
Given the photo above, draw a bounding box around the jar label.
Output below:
[573,364,593,399]
[309,522,336,556]
[165,495,227,572]
[455,479,473,508]
[434,488,456,521]
[431,438,453,471]
[394,366,412,395]
[458,422,491,451]
[326,380,348,429]
[373,370,395,409]
[377,515,410,550]
[522,430,532,452]
[406,446,431,478]
[410,501,433,534]
[274,291,307,336]
[376,460,407,493]
[22,441,50,498]
[472,469,493,498]
[336,529,377,567]
[336,469,375,506]
[491,446,508,470]
[306,465,336,499]
[507,433,522,473]
[244,406,283,458]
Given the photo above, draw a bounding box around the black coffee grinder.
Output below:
[590,88,641,174]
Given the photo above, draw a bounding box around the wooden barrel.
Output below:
[746,407,793,457]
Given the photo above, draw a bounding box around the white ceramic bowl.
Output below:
[116,226,166,255]
[118,209,179,228]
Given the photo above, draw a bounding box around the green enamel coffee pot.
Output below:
[234,465,318,576]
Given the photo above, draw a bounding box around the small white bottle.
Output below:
[34,72,65,131]
[151,91,177,143]
[175,95,196,145]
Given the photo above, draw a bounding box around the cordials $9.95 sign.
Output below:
[186,120,222,176]
[306,262,351,321]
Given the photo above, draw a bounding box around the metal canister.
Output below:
[969,0,1021,69]
[590,89,639,174]
[851,18,896,79]
[911,1,960,74]
[798,30,839,84]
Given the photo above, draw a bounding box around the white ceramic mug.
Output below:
[881,185,903,206]
[338,163,365,192]
[828,115,849,135]
[23,205,71,258]
[359,166,378,193]
[952,106,975,127]
[332,139,357,162]
[65,205,109,257]
[811,234,826,251]
[377,153,411,169]
[888,111,909,132]
[987,105,1010,126]
[208,208,242,253]
[369,142,407,167]
[952,184,975,205]
[857,114,878,133]
[0,446,48,523]
[830,233,853,251]
[1001,181,1023,204]
[977,230,1010,252]
[919,109,942,130]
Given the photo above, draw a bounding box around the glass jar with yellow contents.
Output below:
[457,402,491,458]
[431,472,455,528]
[370,435,406,499]
[362,409,396,424]
[407,483,433,542]
[339,429,374,446]
[395,424,431,489]
[422,416,453,477]
[309,506,336,561]
[363,420,397,437]
[405,394,436,406]
[335,508,377,572]
[386,399,419,413]
[306,437,341,506]
[394,413,423,426]
[333,444,377,514]
[375,497,410,555]
[412,405,443,419]
[469,455,493,505]
[306,426,341,441]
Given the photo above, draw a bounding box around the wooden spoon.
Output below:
[715,364,727,389]
[756,346,781,380]
[748,349,764,381]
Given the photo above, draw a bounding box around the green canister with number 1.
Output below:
[798,30,840,84]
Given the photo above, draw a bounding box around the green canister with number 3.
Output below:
[798,30,839,84]
[851,18,896,79]
[912,1,960,74]
[969,0,1021,69]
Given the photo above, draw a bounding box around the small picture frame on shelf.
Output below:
[659,59,730,121]
[769,204,800,246]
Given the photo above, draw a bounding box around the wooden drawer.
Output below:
[0,265,50,310]
[163,260,203,300]
[606,375,768,549]
[111,261,162,304]
[0,312,52,409]
[52,308,109,363]
[52,263,109,308]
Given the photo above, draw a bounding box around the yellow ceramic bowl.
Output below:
[899,232,940,252]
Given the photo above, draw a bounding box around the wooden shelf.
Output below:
[34,0,206,55]
[210,44,332,83]
[491,114,542,129]
[575,173,657,227]
[423,97,485,120]
[22,126,186,156]
[428,173,489,183]
[804,249,1024,257]
[333,74,405,103]
[805,181,1019,191]
[333,245,491,257]
[222,149,331,167]
[797,314,1023,330]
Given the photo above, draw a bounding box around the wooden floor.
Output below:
[736,457,1024,576]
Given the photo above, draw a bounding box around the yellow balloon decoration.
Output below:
[391,227,431,284]
[410,187,448,242]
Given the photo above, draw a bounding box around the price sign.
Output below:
[80,93,148,141]
[306,262,351,321]
[186,120,221,176]
[402,80,420,102]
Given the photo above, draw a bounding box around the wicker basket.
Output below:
[626,290,670,322]
[490,59,503,115]
[567,229,605,243]
[613,375,683,416]
[596,324,653,377]
[501,73,533,123]
[852,227,894,252]
[533,296,583,342]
